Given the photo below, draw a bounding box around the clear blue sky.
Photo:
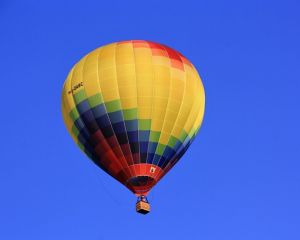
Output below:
[1,0,299,239]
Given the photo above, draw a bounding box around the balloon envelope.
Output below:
[62,40,205,196]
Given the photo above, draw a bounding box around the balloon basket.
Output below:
[136,196,150,214]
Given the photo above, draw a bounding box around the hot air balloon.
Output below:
[61,40,205,214]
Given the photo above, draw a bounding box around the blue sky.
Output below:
[1,0,300,239]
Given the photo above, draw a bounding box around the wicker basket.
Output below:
[136,201,150,214]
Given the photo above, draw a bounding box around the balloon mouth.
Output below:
[126,176,156,196]
[128,176,155,186]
